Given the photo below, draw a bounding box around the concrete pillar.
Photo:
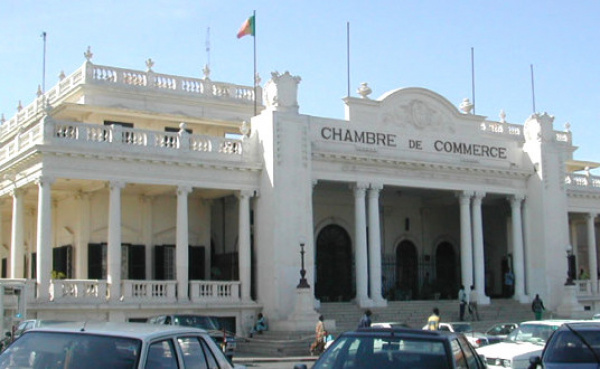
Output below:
[471,192,489,303]
[176,186,192,302]
[353,183,371,306]
[587,213,598,294]
[458,191,473,289]
[238,190,253,302]
[367,184,385,305]
[510,195,528,302]
[36,177,53,301]
[107,181,124,301]
[10,189,25,278]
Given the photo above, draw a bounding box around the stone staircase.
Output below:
[235,299,542,357]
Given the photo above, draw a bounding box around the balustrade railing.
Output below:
[189,281,241,303]
[49,279,108,302]
[121,280,177,303]
[565,173,600,190]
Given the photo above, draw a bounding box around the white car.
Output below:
[0,321,245,369]
[476,320,576,369]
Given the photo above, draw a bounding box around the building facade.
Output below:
[0,49,599,335]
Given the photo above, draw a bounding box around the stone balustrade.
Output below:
[0,118,248,166]
[50,279,108,302]
[121,280,177,303]
[565,173,600,190]
[189,280,241,303]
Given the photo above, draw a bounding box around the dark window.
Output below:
[165,126,192,134]
[88,243,106,279]
[154,245,175,280]
[189,246,206,280]
[52,245,73,278]
[1,258,6,278]
[127,245,146,280]
[146,340,178,369]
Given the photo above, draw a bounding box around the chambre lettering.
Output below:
[321,127,397,147]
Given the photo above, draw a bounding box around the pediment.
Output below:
[378,87,462,134]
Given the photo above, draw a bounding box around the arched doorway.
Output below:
[395,241,418,300]
[435,242,458,299]
[315,225,354,302]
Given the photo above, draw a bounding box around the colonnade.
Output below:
[5,177,255,302]
[351,184,528,306]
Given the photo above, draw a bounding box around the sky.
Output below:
[1,0,599,166]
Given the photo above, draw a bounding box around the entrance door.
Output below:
[435,242,458,299]
[395,241,418,300]
[315,225,353,302]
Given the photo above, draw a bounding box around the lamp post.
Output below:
[565,245,575,286]
[297,243,310,289]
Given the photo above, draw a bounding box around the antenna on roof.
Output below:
[41,31,47,93]
[203,27,211,80]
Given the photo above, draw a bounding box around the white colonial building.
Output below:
[0,48,599,335]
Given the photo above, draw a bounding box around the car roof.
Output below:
[518,320,579,326]
[350,327,460,340]
[29,321,207,340]
[556,321,600,330]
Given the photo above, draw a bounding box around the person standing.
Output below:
[468,285,480,321]
[458,285,468,321]
[310,315,327,355]
[357,309,372,328]
[249,313,267,337]
[532,294,546,320]
[504,270,515,297]
[426,308,440,330]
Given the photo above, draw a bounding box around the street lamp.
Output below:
[297,243,310,289]
[565,245,575,286]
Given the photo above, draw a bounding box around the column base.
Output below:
[514,293,530,304]
[556,284,585,318]
[478,295,491,305]
[371,298,388,308]
[275,288,324,331]
[356,297,374,308]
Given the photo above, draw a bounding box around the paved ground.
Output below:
[234,355,317,369]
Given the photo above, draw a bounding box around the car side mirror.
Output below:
[528,355,541,369]
[293,365,308,369]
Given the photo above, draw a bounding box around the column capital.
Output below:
[508,194,525,206]
[351,182,368,197]
[177,185,193,196]
[473,191,486,200]
[10,188,26,198]
[587,213,597,221]
[109,181,125,191]
[456,191,473,204]
[237,189,255,199]
[369,183,383,191]
[35,176,55,187]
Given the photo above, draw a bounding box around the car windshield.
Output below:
[173,316,220,330]
[450,323,472,333]
[545,330,600,363]
[316,335,450,369]
[486,324,514,336]
[506,323,557,344]
[0,331,141,369]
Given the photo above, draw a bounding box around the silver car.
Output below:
[0,321,243,369]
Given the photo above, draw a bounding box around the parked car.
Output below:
[477,320,576,369]
[465,322,519,348]
[422,321,474,333]
[528,321,600,368]
[371,321,411,328]
[12,319,69,340]
[294,326,487,369]
[0,321,243,369]
[147,314,236,360]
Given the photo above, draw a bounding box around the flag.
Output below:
[237,15,255,38]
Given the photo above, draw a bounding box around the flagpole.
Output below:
[253,10,257,116]
[471,47,475,114]
[530,64,536,113]
[41,31,47,93]
[347,22,350,97]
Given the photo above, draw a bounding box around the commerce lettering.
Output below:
[433,140,507,159]
[321,127,397,147]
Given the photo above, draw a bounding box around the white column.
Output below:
[458,191,473,289]
[510,195,528,302]
[36,177,53,301]
[75,192,90,279]
[237,190,252,302]
[107,181,124,301]
[353,183,371,306]
[141,196,153,280]
[471,191,488,303]
[176,186,192,302]
[367,184,385,305]
[587,213,598,294]
[10,189,25,278]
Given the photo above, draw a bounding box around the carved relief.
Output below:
[382,98,454,133]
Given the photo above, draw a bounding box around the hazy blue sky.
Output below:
[1,1,599,165]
